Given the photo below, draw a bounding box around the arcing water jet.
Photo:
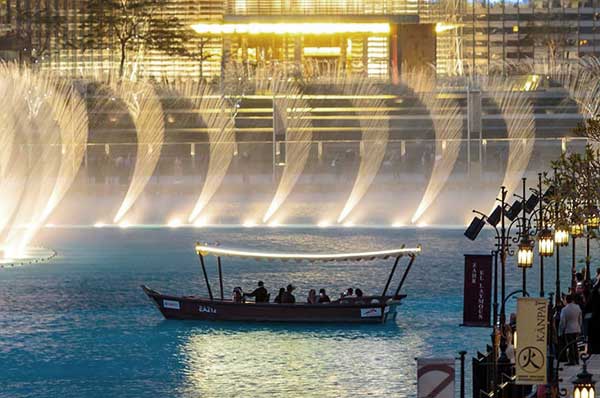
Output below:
[262,76,313,223]
[407,69,463,224]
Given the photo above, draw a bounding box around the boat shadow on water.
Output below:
[155,317,403,339]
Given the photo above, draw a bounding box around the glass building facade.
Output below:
[1,0,599,78]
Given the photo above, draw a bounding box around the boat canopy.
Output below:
[195,243,421,263]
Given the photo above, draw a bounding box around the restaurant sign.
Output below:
[463,254,492,327]
[516,298,548,385]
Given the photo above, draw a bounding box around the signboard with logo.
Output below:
[516,297,548,385]
[417,358,455,398]
[463,254,492,327]
[360,308,382,318]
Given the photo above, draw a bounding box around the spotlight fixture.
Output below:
[524,194,539,213]
[506,200,523,221]
[465,216,486,241]
[487,206,502,227]
[542,185,555,202]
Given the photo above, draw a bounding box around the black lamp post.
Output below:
[537,173,555,298]
[572,354,597,398]
[551,166,570,305]
[571,223,584,291]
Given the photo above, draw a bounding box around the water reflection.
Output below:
[178,322,424,397]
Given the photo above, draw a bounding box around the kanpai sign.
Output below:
[516,298,548,385]
[463,254,492,327]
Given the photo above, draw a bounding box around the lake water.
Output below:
[0,227,579,397]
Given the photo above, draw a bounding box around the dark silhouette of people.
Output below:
[244,281,269,303]
[274,287,285,304]
[282,284,296,303]
[307,289,317,304]
[588,283,600,354]
[341,287,354,299]
[232,287,243,303]
[355,288,365,304]
[318,288,330,303]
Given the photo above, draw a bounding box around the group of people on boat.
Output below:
[232,281,369,305]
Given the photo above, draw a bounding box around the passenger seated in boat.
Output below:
[232,287,244,303]
[274,287,285,304]
[318,288,331,303]
[244,281,269,303]
[282,284,296,303]
[355,288,365,304]
[307,289,317,304]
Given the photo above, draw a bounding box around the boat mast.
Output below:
[381,255,402,297]
[197,251,214,301]
[217,256,224,300]
[393,254,417,297]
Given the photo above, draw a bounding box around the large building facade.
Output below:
[3,0,599,79]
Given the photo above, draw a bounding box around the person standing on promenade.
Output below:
[559,294,582,365]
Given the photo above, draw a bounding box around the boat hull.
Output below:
[142,286,403,324]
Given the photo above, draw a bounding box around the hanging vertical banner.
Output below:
[516,297,548,385]
[463,254,492,327]
[417,358,455,398]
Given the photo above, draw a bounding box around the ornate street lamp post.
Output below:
[572,354,597,398]
[571,222,584,290]
[554,226,569,303]
[536,173,554,297]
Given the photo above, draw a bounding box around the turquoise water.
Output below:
[0,227,578,397]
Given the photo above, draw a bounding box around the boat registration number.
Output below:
[199,305,217,314]
[163,299,181,310]
[360,308,382,318]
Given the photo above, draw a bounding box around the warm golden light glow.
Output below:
[517,242,534,268]
[538,230,554,257]
[555,229,569,246]
[435,22,461,33]
[242,220,257,228]
[168,218,183,228]
[571,223,584,238]
[195,243,422,262]
[191,22,390,35]
[303,47,341,56]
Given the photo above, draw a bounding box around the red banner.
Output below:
[463,254,493,327]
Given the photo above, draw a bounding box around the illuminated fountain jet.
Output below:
[0,65,88,259]
[170,80,235,224]
[111,79,165,224]
[261,74,313,223]
[478,75,535,205]
[321,75,389,224]
[407,69,462,224]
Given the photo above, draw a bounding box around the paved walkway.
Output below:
[558,354,599,397]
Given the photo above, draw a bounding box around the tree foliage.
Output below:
[79,0,194,78]
[545,144,600,233]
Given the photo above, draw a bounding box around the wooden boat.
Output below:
[142,242,421,324]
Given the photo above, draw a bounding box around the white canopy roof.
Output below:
[195,243,421,263]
